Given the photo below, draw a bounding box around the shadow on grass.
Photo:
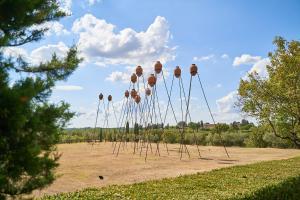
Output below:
[233,175,300,200]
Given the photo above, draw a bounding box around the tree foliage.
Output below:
[212,123,230,134]
[0,0,82,199]
[238,37,300,147]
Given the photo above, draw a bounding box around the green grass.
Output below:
[41,157,300,200]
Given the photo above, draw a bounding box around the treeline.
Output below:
[60,119,297,149]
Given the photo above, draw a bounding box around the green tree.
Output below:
[231,121,240,132]
[238,37,300,148]
[200,120,204,129]
[241,119,249,125]
[212,123,230,134]
[188,122,198,131]
[0,0,81,199]
[177,121,187,128]
[246,126,268,148]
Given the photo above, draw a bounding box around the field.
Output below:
[41,156,300,200]
[34,142,300,198]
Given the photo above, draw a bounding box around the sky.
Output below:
[4,0,300,128]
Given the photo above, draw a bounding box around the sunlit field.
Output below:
[33,142,300,198]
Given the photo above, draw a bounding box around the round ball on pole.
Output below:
[174,66,181,78]
[99,93,104,100]
[190,64,198,76]
[135,95,141,104]
[108,95,112,101]
[136,66,143,77]
[131,89,137,98]
[147,74,156,87]
[154,61,162,74]
[131,73,137,83]
[125,90,129,98]
[145,88,151,96]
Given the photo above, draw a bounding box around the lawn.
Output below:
[41,156,300,200]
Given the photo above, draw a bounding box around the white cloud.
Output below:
[193,54,215,62]
[233,54,261,66]
[54,85,83,91]
[2,47,29,59]
[216,83,222,88]
[30,42,69,64]
[215,57,270,123]
[87,0,101,5]
[105,71,131,83]
[94,62,107,67]
[216,91,238,114]
[3,42,69,65]
[31,21,70,36]
[221,54,229,59]
[72,14,175,70]
[58,0,72,14]
[245,58,270,78]
[215,91,241,122]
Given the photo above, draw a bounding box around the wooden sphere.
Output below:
[154,61,162,74]
[125,90,129,98]
[135,95,141,104]
[174,66,181,78]
[20,96,29,103]
[99,93,103,100]
[148,74,156,87]
[145,88,151,96]
[108,95,112,101]
[131,73,137,83]
[136,66,143,77]
[131,89,137,98]
[190,64,198,76]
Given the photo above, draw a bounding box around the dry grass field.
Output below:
[34,142,300,197]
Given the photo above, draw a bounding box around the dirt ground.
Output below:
[34,142,300,197]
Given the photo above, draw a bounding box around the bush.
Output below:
[223,131,247,147]
[263,132,295,148]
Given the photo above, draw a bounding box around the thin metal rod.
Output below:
[196,73,230,158]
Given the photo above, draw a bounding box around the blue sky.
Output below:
[4,0,300,127]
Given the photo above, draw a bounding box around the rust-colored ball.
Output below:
[108,95,112,101]
[145,88,151,96]
[136,66,143,77]
[130,89,137,98]
[174,66,181,78]
[135,95,141,104]
[190,64,198,76]
[99,93,103,100]
[20,96,29,103]
[148,74,156,87]
[125,90,129,98]
[131,73,137,83]
[154,61,162,74]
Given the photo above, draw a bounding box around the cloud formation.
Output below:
[3,42,69,65]
[72,14,175,69]
[233,54,261,66]
[193,54,215,62]
[245,58,270,78]
[31,21,70,36]
[105,71,131,83]
[216,91,238,113]
[215,55,270,122]
[221,54,229,59]
[54,85,83,91]
[87,0,101,5]
[58,0,72,14]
